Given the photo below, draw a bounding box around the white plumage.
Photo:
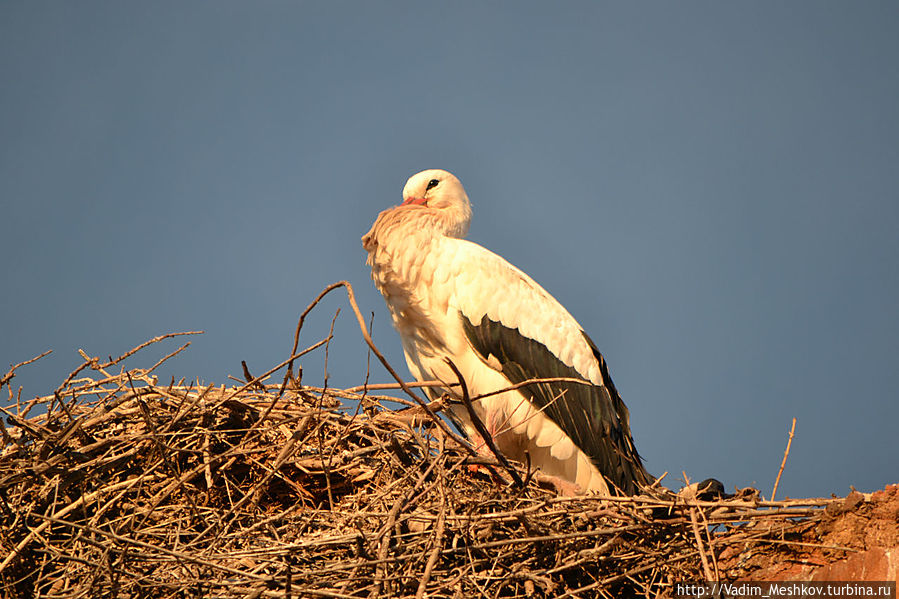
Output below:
[362,169,651,494]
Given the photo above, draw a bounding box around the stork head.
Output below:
[400,169,472,238]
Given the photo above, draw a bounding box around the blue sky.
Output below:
[2,2,897,499]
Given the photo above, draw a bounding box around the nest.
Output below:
[0,284,862,598]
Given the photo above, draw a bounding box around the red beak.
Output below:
[402,197,428,206]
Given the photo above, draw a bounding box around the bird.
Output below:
[362,169,652,495]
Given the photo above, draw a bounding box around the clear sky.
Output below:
[2,2,897,499]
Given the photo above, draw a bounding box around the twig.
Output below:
[689,507,715,582]
[295,281,477,458]
[343,380,460,393]
[444,358,524,488]
[0,349,52,389]
[415,460,448,599]
[101,331,204,368]
[698,504,720,581]
[147,341,193,374]
[214,337,332,410]
[286,281,344,383]
[771,417,797,501]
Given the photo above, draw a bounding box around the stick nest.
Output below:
[1,288,870,598]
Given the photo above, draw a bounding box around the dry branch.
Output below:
[771,416,797,501]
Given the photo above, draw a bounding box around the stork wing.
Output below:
[460,312,650,495]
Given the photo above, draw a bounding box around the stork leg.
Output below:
[464,412,498,472]
[532,471,583,496]
[463,410,523,485]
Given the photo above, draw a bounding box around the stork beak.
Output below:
[402,197,428,206]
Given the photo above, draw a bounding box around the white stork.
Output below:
[362,169,652,495]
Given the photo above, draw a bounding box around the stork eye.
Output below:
[426,179,440,191]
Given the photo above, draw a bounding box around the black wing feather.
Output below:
[462,313,651,494]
